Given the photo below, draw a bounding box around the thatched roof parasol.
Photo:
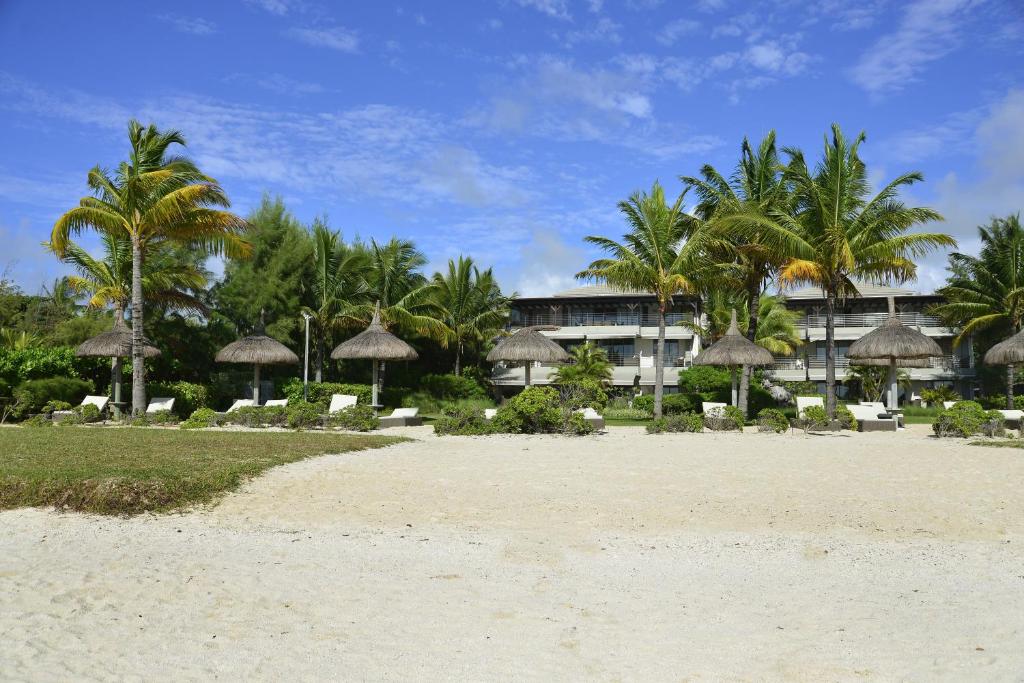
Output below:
[330,302,419,362]
[486,325,569,386]
[329,302,418,407]
[852,356,931,368]
[216,314,299,406]
[693,310,775,368]
[983,328,1024,366]
[75,316,160,359]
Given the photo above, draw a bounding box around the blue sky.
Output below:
[1,0,1022,297]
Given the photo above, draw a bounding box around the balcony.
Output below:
[513,312,693,328]
[768,355,971,373]
[798,312,943,328]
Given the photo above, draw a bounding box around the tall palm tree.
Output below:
[685,291,802,355]
[303,221,371,381]
[681,131,796,416]
[577,181,708,418]
[550,341,614,385]
[930,214,1024,407]
[432,256,511,375]
[51,120,249,414]
[777,124,954,417]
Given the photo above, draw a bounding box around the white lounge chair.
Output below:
[701,401,726,417]
[146,397,175,414]
[328,394,358,414]
[943,401,957,409]
[574,407,605,430]
[226,399,254,413]
[263,399,288,408]
[847,403,898,432]
[379,407,422,427]
[997,409,1023,428]
[795,396,824,418]
[860,401,904,428]
[81,395,110,413]
[484,408,498,420]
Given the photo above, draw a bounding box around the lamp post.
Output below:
[301,312,313,402]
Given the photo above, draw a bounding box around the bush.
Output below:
[286,401,322,429]
[603,407,651,421]
[677,366,731,401]
[22,414,52,428]
[563,411,595,435]
[147,381,210,418]
[706,405,745,431]
[836,404,858,431]
[558,379,608,410]
[646,412,704,433]
[328,404,380,432]
[632,394,654,414]
[146,410,180,425]
[433,406,495,435]
[493,386,564,434]
[920,386,959,406]
[13,377,93,417]
[0,346,106,387]
[419,373,489,400]
[801,404,830,432]
[43,400,74,413]
[662,393,696,414]
[76,403,102,424]
[281,379,373,409]
[932,401,1005,438]
[181,407,219,430]
[757,408,789,433]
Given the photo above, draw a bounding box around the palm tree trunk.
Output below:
[738,286,759,418]
[454,342,462,376]
[1008,364,1015,410]
[315,339,324,383]
[130,236,146,416]
[824,291,837,419]
[654,304,666,418]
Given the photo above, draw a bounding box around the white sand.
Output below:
[3,425,1023,681]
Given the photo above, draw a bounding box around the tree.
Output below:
[550,341,613,385]
[52,120,249,414]
[777,125,954,418]
[577,181,708,418]
[930,214,1024,407]
[431,256,511,375]
[681,131,796,417]
[846,365,910,402]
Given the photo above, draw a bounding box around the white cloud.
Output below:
[226,73,326,96]
[244,0,300,15]
[587,0,604,12]
[514,0,571,20]
[157,14,217,35]
[805,0,887,30]
[565,17,622,46]
[848,0,978,95]
[657,18,701,46]
[695,0,727,12]
[515,231,591,296]
[417,146,533,207]
[286,25,360,53]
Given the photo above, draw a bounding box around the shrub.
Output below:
[146,410,180,425]
[632,394,654,414]
[492,386,563,434]
[12,377,93,417]
[399,391,495,416]
[0,378,9,397]
[563,411,595,435]
[646,412,704,433]
[419,373,489,400]
[147,381,210,418]
[603,407,651,421]
[801,405,830,432]
[558,379,608,410]
[76,403,102,423]
[757,408,789,433]
[281,379,373,409]
[286,401,322,429]
[181,407,219,430]
[433,406,495,435]
[706,405,744,431]
[22,414,52,428]
[836,404,858,431]
[933,401,1005,438]
[328,404,380,432]
[677,366,731,401]
[662,393,696,415]
[0,346,106,387]
[43,400,74,413]
[920,386,959,406]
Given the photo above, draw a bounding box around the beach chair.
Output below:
[52,394,111,423]
[146,397,175,414]
[328,394,358,414]
[263,399,288,408]
[943,401,957,409]
[860,401,904,428]
[701,401,726,417]
[847,403,898,432]
[378,407,422,428]
[574,407,605,430]
[484,408,498,420]
[795,396,824,418]
[997,409,1023,429]
[226,399,254,413]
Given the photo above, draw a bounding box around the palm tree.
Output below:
[930,214,1024,407]
[685,291,802,355]
[432,256,511,375]
[550,341,614,385]
[777,124,954,417]
[303,221,371,381]
[577,181,708,418]
[681,131,796,417]
[51,120,249,414]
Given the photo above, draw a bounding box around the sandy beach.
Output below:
[2,425,1023,681]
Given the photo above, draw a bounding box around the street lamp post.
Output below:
[301,312,313,402]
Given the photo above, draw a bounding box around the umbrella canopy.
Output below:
[216,316,299,407]
[486,325,569,386]
[983,328,1024,366]
[330,302,419,362]
[693,310,775,368]
[75,316,161,359]
[852,356,931,368]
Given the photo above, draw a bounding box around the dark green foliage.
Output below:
[677,366,731,401]
[835,404,858,431]
[181,407,219,429]
[563,412,595,435]
[558,379,608,410]
[433,406,495,435]
[76,403,102,423]
[632,394,654,414]
[706,405,745,431]
[21,414,51,428]
[0,347,106,389]
[757,408,790,433]
[328,404,380,432]
[286,401,322,429]
[920,387,959,405]
[147,381,210,417]
[419,373,489,400]
[492,386,592,435]
[661,393,696,414]
[43,400,73,413]
[646,412,704,433]
[933,401,1005,438]
[801,405,830,431]
[146,410,179,425]
[281,379,373,409]
[226,405,288,428]
[13,377,93,416]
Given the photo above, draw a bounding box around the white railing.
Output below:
[799,312,942,328]
[513,312,692,328]
[769,355,968,372]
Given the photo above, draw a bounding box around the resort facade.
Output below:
[494,282,976,400]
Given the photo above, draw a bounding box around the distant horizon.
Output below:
[2,0,1022,298]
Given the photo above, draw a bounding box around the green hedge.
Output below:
[0,347,106,387]
[933,401,1005,437]
[147,381,210,417]
[280,378,373,409]
[12,377,94,417]
[419,374,489,400]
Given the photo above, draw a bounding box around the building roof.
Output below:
[783,282,922,300]
[549,284,643,298]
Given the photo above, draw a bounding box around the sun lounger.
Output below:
[226,399,254,413]
[484,408,497,420]
[943,401,957,409]
[574,407,605,430]
[795,396,824,418]
[701,401,726,417]
[997,409,1023,429]
[51,395,111,423]
[328,394,358,414]
[860,401,904,428]
[146,397,175,414]
[847,403,898,432]
[378,407,422,428]
[263,399,288,408]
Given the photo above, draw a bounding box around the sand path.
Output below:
[2,426,1023,681]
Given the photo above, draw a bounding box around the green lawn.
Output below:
[0,427,404,515]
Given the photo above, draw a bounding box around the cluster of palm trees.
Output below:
[579,124,955,419]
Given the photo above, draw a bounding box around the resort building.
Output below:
[494,282,976,400]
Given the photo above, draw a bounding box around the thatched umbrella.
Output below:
[982,328,1024,408]
[848,299,942,411]
[694,310,774,407]
[330,302,418,407]
[75,316,160,415]
[215,314,299,406]
[486,325,569,386]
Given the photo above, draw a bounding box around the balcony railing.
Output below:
[798,312,943,328]
[769,355,968,372]
[513,312,693,328]
[501,351,693,369]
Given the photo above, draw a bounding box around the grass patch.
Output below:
[0,427,404,515]
[969,439,1023,449]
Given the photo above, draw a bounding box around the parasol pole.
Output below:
[372,361,380,407]
[731,365,738,407]
[253,363,261,406]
